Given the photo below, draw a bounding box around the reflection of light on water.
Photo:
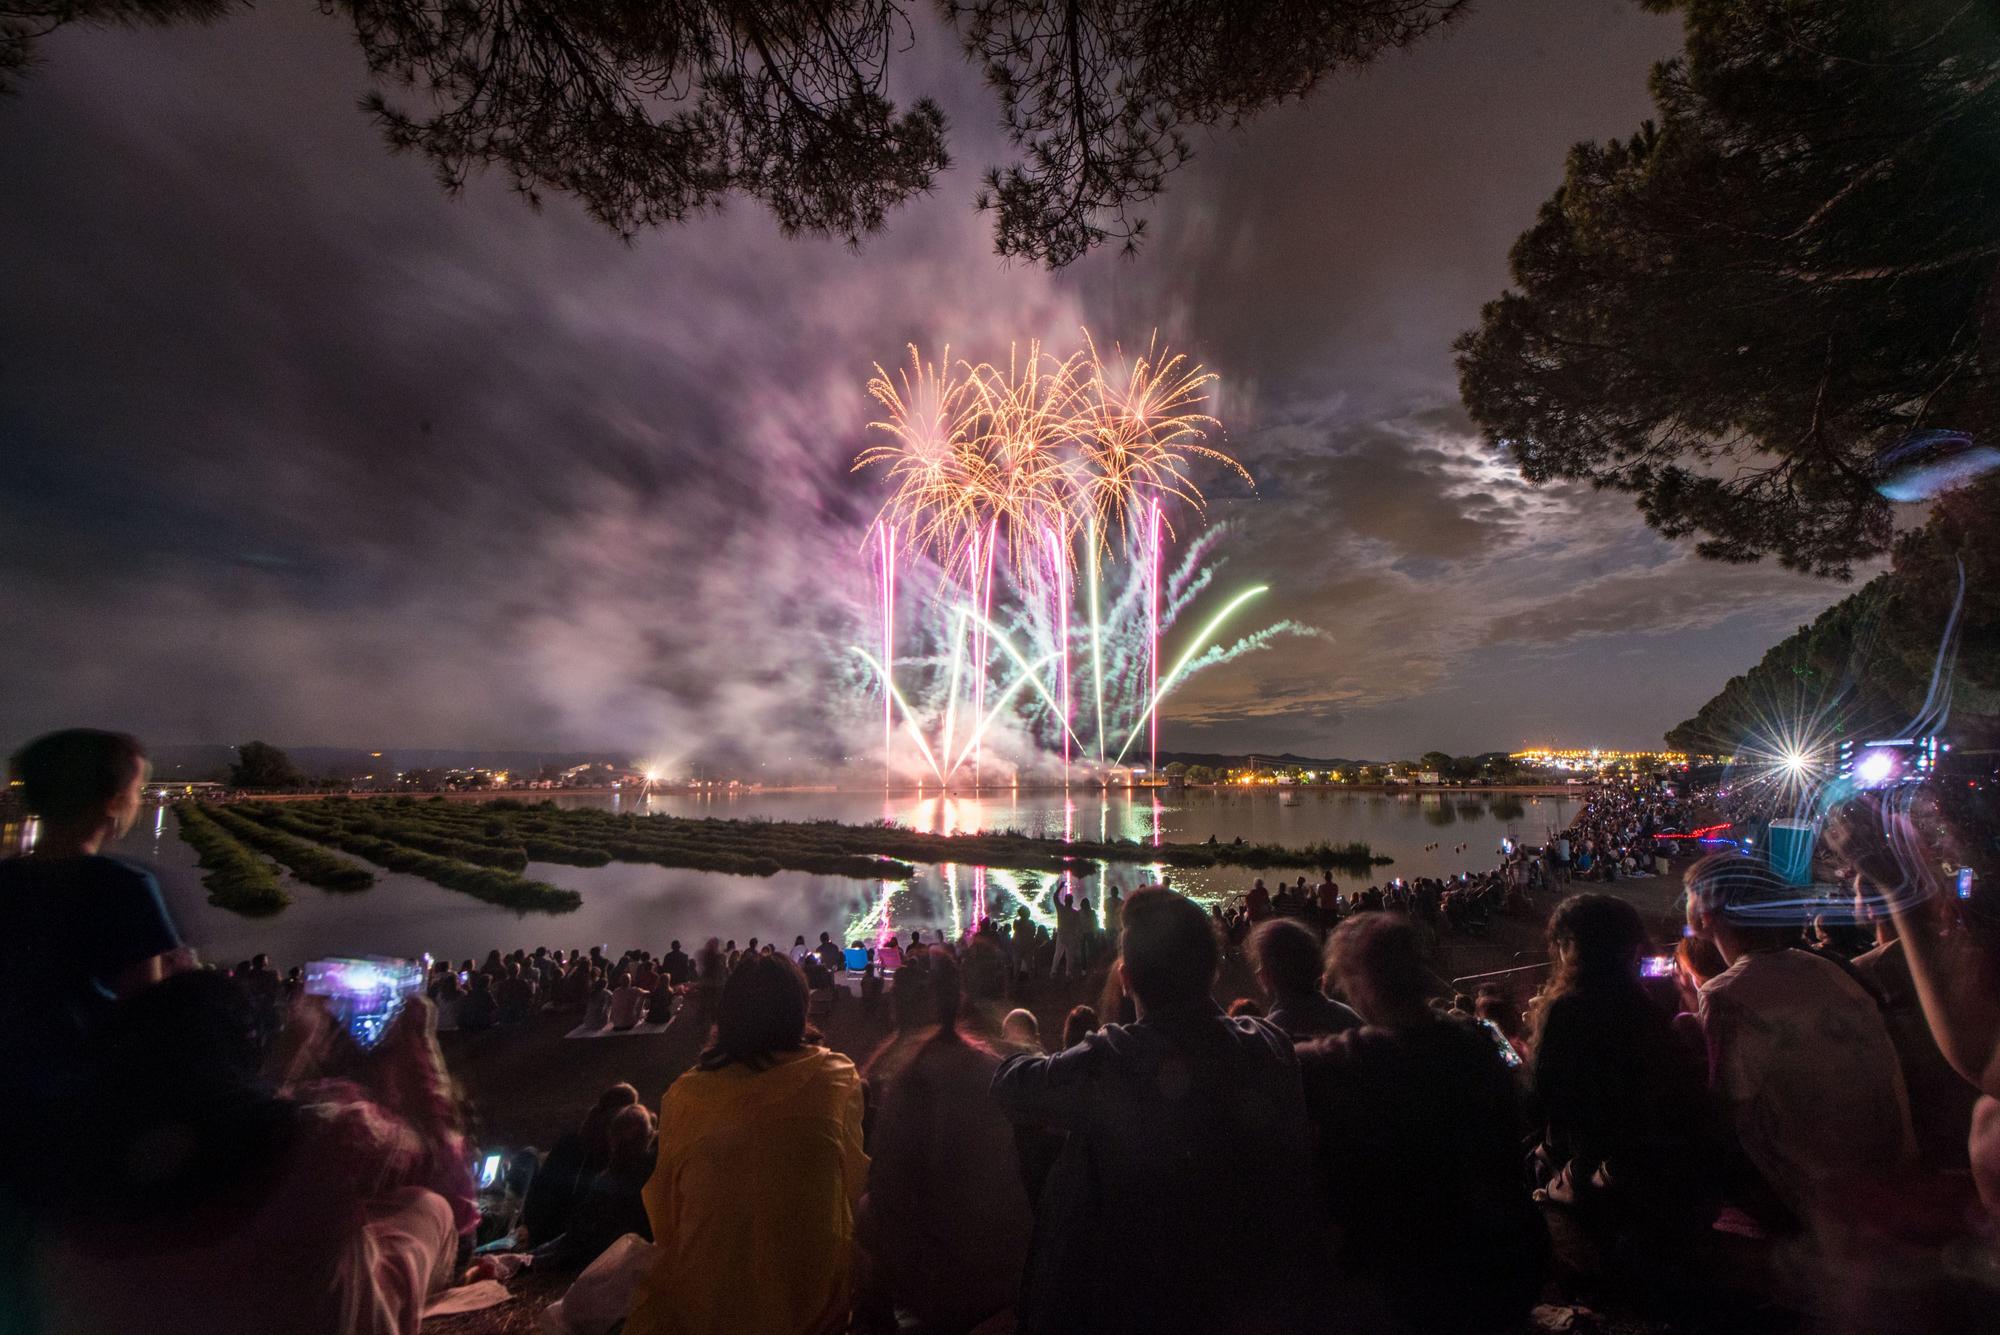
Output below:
[833,789,1573,947]
[153,804,165,845]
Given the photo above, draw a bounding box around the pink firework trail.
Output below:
[877,521,897,780]
[1044,524,1071,778]
[1148,500,1161,775]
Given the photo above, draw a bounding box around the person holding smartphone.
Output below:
[1527,894,1719,1304]
[36,974,475,1334]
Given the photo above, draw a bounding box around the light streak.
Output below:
[1148,500,1161,775]
[946,651,1060,778]
[1088,518,1106,767]
[1114,586,1270,764]
[849,647,946,782]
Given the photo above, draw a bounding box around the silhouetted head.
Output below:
[1117,888,1220,1013]
[1001,1007,1039,1048]
[605,1103,655,1173]
[10,728,147,839]
[701,952,812,1071]
[1326,913,1431,1024]
[580,1083,640,1157]
[1062,1004,1098,1049]
[1248,918,1324,1001]
[1547,893,1649,990]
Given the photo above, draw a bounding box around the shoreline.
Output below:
[175,781,1590,803]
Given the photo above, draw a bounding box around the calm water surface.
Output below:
[105,788,1576,968]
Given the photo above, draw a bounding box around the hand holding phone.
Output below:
[1640,954,1676,979]
[303,957,426,1049]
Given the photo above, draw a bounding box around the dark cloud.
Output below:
[0,0,1863,760]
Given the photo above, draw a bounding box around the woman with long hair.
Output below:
[859,949,1032,1332]
[626,954,865,1335]
[1530,894,1718,1293]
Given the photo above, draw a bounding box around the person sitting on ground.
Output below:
[456,972,499,1032]
[530,1103,656,1271]
[496,960,536,1024]
[1001,1007,1042,1051]
[607,970,650,1030]
[1250,918,1363,1040]
[992,887,1319,1334]
[814,931,845,979]
[1,729,192,1210]
[518,1084,640,1249]
[1684,853,1915,1237]
[859,950,1034,1333]
[645,971,677,1025]
[580,971,612,1030]
[1528,894,1719,1299]
[37,972,474,1335]
[1298,913,1548,1334]
[626,953,867,1335]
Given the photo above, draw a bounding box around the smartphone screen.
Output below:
[1640,954,1676,979]
[1475,1017,1522,1069]
[1959,867,1976,900]
[303,957,426,1049]
[477,1152,504,1190]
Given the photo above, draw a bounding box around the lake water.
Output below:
[101,788,1576,968]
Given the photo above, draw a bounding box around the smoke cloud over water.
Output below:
[0,2,1858,763]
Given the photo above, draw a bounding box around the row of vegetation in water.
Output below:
[173,802,289,916]
[173,795,1390,918]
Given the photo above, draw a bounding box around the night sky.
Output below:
[0,1,1862,766]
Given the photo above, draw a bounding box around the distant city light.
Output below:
[1855,750,1896,786]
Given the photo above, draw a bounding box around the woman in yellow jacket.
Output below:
[626,953,867,1335]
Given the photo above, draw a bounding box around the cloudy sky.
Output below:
[0,0,1861,767]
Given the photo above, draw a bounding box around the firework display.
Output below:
[852,332,1298,785]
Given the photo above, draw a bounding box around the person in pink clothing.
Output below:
[35,971,475,1335]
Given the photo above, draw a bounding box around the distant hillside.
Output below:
[1155,751,1369,771]
[145,745,633,782]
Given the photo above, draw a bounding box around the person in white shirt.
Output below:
[606,972,651,1030]
[1686,854,1915,1233]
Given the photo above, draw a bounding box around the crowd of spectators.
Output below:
[9,729,2000,1335]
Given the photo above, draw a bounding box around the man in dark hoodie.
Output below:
[992,888,1317,1334]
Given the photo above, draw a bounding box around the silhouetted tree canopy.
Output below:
[229,739,306,790]
[1457,0,2000,578]
[3,0,1464,263]
[1664,475,2000,755]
